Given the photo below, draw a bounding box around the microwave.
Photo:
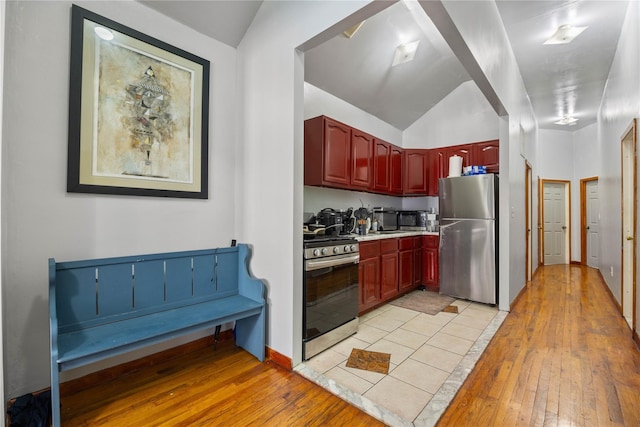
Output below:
[398,210,427,230]
[372,208,398,231]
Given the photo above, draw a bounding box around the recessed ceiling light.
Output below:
[554,116,579,126]
[543,24,587,45]
[392,40,420,67]
[94,26,114,41]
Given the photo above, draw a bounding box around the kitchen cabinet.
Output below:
[428,148,447,196]
[380,239,399,300]
[372,139,390,193]
[390,145,404,195]
[358,241,380,312]
[404,149,428,195]
[422,235,439,290]
[304,116,351,188]
[413,236,422,287]
[350,128,374,189]
[474,139,500,173]
[398,237,414,292]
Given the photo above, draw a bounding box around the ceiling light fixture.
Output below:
[543,24,587,45]
[392,40,420,67]
[554,115,579,126]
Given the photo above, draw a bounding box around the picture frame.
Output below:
[67,5,210,199]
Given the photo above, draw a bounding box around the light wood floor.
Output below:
[62,265,640,426]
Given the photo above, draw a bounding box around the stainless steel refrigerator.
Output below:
[438,174,498,305]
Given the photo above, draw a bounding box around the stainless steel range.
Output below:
[303,236,359,360]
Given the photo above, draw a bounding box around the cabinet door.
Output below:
[404,149,428,195]
[322,118,352,186]
[373,139,390,192]
[380,252,399,300]
[359,256,380,312]
[422,248,439,288]
[413,248,422,287]
[428,148,447,196]
[474,140,499,173]
[390,145,404,195]
[447,144,473,171]
[399,249,414,292]
[351,129,373,188]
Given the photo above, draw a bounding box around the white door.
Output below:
[586,180,600,268]
[621,122,636,329]
[543,182,567,265]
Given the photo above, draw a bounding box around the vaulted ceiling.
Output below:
[140,0,630,131]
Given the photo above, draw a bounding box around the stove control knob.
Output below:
[344,245,350,252]
[321,248,328,255]
[350,245,356,252]
[333,246,340,254]
[313,249,320,257]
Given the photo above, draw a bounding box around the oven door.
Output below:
[303,253,359,342]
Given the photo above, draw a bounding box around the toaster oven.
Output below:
[398,210,427,230]
[372,208,398,232]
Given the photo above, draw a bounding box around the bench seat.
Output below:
[57,295,263,370]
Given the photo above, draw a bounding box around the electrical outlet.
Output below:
[610,266,614,277]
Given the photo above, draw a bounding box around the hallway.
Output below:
[439,264,640,426]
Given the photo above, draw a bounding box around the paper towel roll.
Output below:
[448,155,463,177]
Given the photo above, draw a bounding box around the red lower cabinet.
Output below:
[380,239,399,301]
[358,241,380,312]
[422,235,439,290]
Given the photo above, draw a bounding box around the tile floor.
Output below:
[295,298,507,427]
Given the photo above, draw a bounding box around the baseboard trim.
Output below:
[266,347,292,370]
[633,330,640,351]
[510,282,529,311]
[596,269,623,314]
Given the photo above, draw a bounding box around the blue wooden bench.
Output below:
[48,244,265,427]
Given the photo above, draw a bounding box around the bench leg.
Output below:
[214,325,221,350]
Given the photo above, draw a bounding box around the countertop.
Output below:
[350,230,439,242]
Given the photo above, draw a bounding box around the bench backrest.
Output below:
[51,247,242,334]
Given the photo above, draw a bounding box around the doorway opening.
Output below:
[621,119,637,332]
[580,177,599,268]
[541,180,571,265]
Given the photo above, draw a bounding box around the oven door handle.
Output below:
[305,253,360,271]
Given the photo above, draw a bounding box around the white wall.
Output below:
[0,0,6,413]
[403,80,499,149]
[2,0,240,398]
[436,0,538,310]
[596,0,640,326]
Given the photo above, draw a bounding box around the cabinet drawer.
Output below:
[399,237,413,251]
[380,238,398,253]
[413,236,422,248]
[423,235,439,249]
[359,241,380,259]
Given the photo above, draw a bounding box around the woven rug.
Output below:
[346,349,391,374]
[389,290,456,315]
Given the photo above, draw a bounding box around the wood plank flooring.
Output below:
[61,264,640,426]
[438,264,640,426]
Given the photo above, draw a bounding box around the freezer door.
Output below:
[439,218,496,304]
[439,175,496,219]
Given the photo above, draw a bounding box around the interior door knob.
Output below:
[627,236,634,241]
[562,226,567,230]
[586,226,590,230]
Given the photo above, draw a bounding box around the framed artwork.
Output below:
[67,5,210,199]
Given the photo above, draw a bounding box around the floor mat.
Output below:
[345,348,391,374]
[389,290,456,315]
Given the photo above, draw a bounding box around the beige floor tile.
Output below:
[462,306,498,321]
[401,313,445,337]
[440,321,484,341]
[384,327,430,350]
[452,311,494,329]
[342,361,395,383]
[377,305,421,322]
[427,332,474,355]
[354,323,389,344]
[363,314,404,332]
[390,358,450,394]
[324,366,374,395]
[366,339,415,365]
[304,348,346,373]
[411,344,463,373]
[364,376,433,422]
[330,335,372,357]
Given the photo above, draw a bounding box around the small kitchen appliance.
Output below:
[372,207,398,231]
[398,210,427,230]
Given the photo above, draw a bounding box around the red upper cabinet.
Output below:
[404,149,428,195]
[304,116,351,189]
[474,140,500,173]
[373,139,391,193]
[428,148,447,196]
[390,145,404,195]
[350,128,374,189]
[447,144,473,173]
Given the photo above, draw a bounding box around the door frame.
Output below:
[525,161,532,281]
[620,118,637,333]
[540,179,571,265]
[580,176,598,266]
